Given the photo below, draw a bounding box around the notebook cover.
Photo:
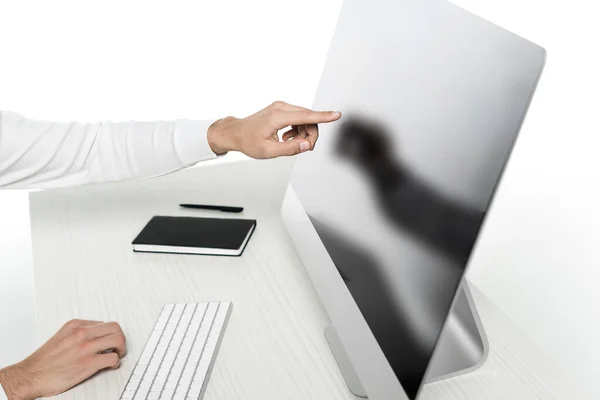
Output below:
[132,216,257,254]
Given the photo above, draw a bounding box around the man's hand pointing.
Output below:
[207,101,342,158]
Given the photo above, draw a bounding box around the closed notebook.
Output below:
[132,216,256,256]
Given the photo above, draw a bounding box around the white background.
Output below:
[0,0,598,398]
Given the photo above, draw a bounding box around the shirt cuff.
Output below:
[173,120,219,166]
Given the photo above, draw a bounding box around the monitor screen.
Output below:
[289,1,543,398]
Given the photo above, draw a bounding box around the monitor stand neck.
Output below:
[324,280,489,398]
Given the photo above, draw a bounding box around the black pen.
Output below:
[179,204,244,213]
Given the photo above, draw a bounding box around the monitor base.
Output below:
[324,280,489,398]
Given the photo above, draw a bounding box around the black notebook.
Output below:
[132,216,256,256]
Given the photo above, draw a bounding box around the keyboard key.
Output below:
[190,379,203,389]
[181,370,194,380]
[134,389,150,400]
[164,381,178,390]
[163,304,175,312]
[146,365,159,374]
[133,365,147,375]
[173,390,187,400]
[151,382,164,392]
[160,390,175,399]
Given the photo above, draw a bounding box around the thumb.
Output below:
[264,139,311,158]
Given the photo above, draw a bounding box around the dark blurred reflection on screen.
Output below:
[336,116,485,265]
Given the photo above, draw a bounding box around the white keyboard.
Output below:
[120,302,232,400]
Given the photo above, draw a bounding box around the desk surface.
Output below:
[0,191,36,367]
[29,158,583,400]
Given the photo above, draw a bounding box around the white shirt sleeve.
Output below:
[0,111,219,189]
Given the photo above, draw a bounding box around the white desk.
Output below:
[28,157,583,400]
[0,190,36,367]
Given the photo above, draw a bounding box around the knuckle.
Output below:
[72,327,87,342]
[78,339,92,353]
[107,321,122,332]
[64,319,82,329]
[271,100,285,109]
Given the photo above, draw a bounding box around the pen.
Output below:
[179,204,244,213]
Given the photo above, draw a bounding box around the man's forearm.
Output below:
[0,363,34,400]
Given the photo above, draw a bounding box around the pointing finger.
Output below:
[270,101,311,112]
[270,110,341,130]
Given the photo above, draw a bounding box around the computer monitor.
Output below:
[281,0,546,399]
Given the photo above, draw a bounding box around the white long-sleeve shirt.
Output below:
[0,110,219,400]
[0,111,219,189]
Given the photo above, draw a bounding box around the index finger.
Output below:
[271,110,341,129]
